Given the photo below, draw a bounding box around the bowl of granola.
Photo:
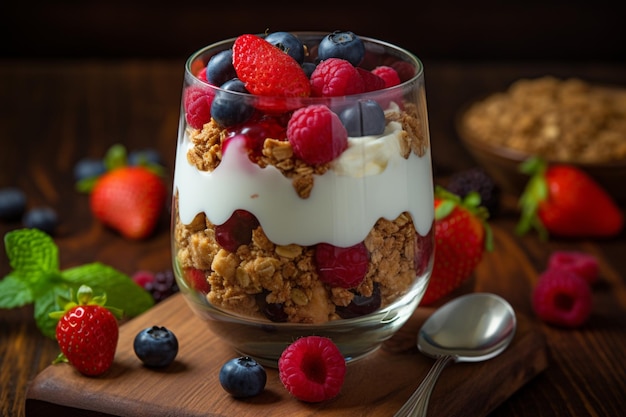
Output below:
[456,76,626,203]
[171,31,435,367]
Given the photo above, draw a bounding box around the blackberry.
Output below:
[446,167,501,216]
[134,269,179,303]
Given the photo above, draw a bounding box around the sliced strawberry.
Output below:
[232,34,311,99]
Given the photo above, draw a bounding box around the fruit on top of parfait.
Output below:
[219,356,267,398]
[206,49,236,86]
[371,65,401,88]
[278,335,346,403]
[338,99,386,137]
[421,186,493,306]
[516,157,624,239]
[232,33,311,98]
[49,285,121,376]
[133,326,179,368]
[287,104,348,165]
[264,31,306,64]
[317,30,365,66]
[310,58,365,97]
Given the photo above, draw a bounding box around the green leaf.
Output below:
[104,144,128,171]
[34,289,62,339]
[0,274,33,308]
[4,229,59,277]
[61,262,154,317]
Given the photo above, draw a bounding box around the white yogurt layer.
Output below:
[174,121,434,248]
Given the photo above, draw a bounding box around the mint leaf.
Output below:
[62,262,154,317]
[33,289,61,339]
[0,274,33,308]
[4,229,59,279]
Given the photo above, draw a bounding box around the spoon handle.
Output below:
[394,355,456,417]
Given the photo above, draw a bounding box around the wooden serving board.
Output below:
[25,293,548,417]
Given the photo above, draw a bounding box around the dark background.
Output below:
[2,0,625,63]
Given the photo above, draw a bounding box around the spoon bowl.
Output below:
[395,292,517,417]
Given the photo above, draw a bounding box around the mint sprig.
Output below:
[0,229,154,338]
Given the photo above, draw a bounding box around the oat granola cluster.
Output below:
[461,76,626,163]
[174,104,430,324]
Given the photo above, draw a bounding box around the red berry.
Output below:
[310,58,365,97]
[287,105,348,165]
[225,114,288,161]
[132,270,156,289]
[184,267,210,294]
[215,210,260,252]
[356,67,386,92]
[372,66,401,88]
[390,61,416,82]
[196,67,208,82]
[278,336,346,403]
[183,85,214,129]
[532,268,592,328]
[315,242,369,289]
[547,250,599,284]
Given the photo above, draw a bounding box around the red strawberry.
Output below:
[232,34,311,98]
[50,285,120,376]
[421,187,492,305]
[517,157,624,239]
[90,166,167,240]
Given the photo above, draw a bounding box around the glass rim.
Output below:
[184,31,424,100]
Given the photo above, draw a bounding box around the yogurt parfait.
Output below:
[172,31,435,365]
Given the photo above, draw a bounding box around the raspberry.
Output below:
[391,60,416,82]
[532,268,592,328]
[356,67,385,92]
[196,66,207,82]
[309,58,365,97]
[287,105,348,165]
[215,209,260,252]
[548,250,599,284]
[371,66,401,88]
[183,85,214,129]
[278,336,346,403]
[315,242,369,289]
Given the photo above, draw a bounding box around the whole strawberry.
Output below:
[421,187,492,305]
[516,157,624,239]
[90,166,167,239]
[50,285,121,376]
[232,34,311,99]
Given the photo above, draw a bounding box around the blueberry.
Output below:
[23,207,58,234]
[0,187,27,221]
[301,62,317,78]
[318,31,365,66]
[219,356,267,398]
[133,326,179,368]
[128,148,162,167]
[206,49,236,87]
[339,100,386,137]
[211,79,254,127]
[264,31,305,64]
[73,158,106,181]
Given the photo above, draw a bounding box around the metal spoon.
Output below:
[394,292,517,417]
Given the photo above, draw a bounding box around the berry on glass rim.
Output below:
[317,30,365,66]
[278,336,346,403]
[372,65,401,88]
[183,84,215,129]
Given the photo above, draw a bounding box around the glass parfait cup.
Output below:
[171,32,435,367]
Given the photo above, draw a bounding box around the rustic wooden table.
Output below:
[1,59,625,417]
